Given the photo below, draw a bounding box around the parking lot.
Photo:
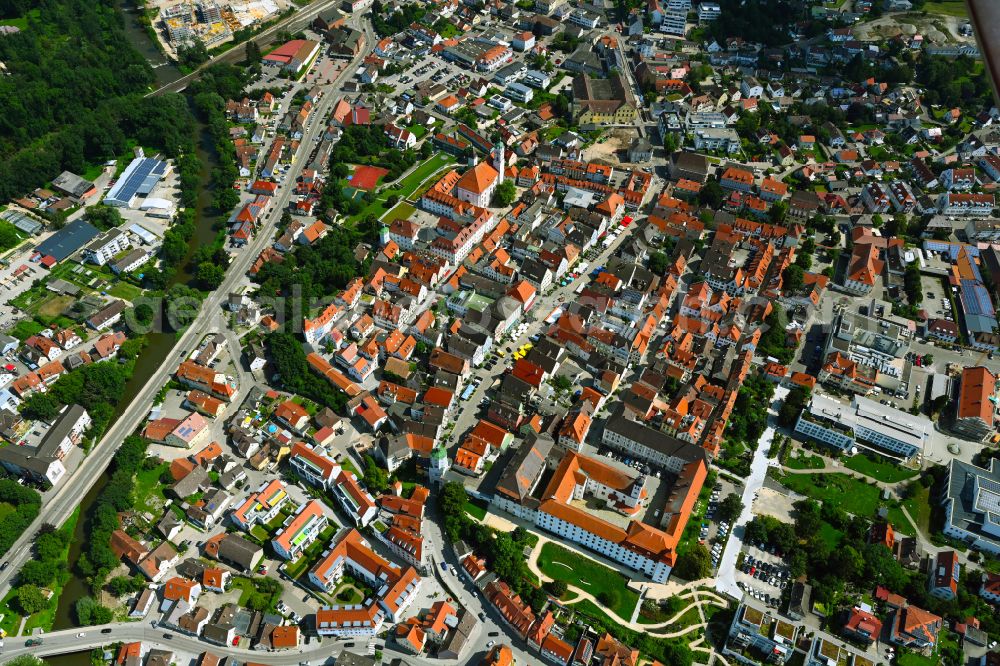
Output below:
[920,272,953,321]
[736,542,793,609]
[705,484,730,571]
[381,51,476,96]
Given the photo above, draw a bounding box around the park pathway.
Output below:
[525,536,727,636]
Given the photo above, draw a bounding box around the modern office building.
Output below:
[794,394,931,461]
[941,457,1000,555]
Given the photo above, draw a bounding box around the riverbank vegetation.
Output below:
[0,479,42,558]
[76,435,149,611]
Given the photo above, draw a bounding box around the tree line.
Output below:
[11,520,73,620]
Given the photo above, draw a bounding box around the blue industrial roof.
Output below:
[104,157,167,207]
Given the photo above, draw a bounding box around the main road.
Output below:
[0,15,374,600]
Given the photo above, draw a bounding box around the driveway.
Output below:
[715,385,789,599]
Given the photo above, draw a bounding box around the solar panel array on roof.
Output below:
[975,478,1000,518]
[104,157,168,207]
[961,280,995,317]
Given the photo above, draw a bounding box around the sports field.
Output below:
[349,165,389,191]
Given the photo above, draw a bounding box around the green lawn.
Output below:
[81,163,106,182]
[464,497,488,521]
[107,281,143,301]
[382,202,415,223]
[536,542,639,620]
[407,124,429,139]
[887,507,916,536]
[775,472,895,521]
[902,485,932,534]
[843,455,919,483]
[132,462,170,516]
[333,582,365,604]
[231,576,281,611]
[392,152,453,195]
[10,319,44,341]
[816,522,843,549]
[786,451,825,470]
[0,588,20,637]
[898,651,939,666]
[0,13,31,29]
[571,598,615,623]
[920,0,967,16]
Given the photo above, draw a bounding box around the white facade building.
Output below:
[794,394,931,460]
[82,228,131,266]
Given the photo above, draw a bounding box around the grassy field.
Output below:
[81,164,106,182]
[10,319,44,341]
[464,497,488,521]
[816,522,844,549]
[0,588,19,636]
[842,455,919,483]
[778,472,882,515]
[920,1,967,16]
[571,597,618,624]
[902,484,932,533]
[231,577,281,611]
[107,281,143,301]
[0,11,34,29]
[407,124,429,139]
[393,153,453,195]
[897,650,938,666]
[536,542,639,620]
[35,294,74,320]
[785,451,825,470]
[383,202,416,223]
[133,462,170,516]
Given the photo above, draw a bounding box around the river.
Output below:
[45,2,223,660]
